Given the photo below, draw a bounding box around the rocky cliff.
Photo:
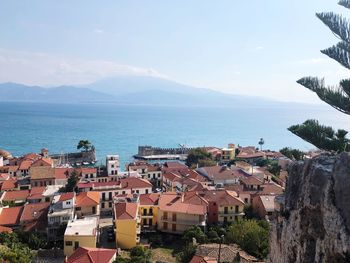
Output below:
[269,153,350,263]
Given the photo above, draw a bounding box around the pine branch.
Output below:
[339,0,350,9]
[288,119,350,152]
[297,77,350,114]
[321,42,350,69]
[316,12,350,44]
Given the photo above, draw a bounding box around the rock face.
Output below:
[269,153,350,263]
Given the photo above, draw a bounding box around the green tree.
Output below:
[129,246,152,263]
[289,1,350,152]
[185,148,216,168]
[77,140,93,152]
[225,219,269,259]
[176,243,196,263]
[258,138,265,151]
[279,147,304,161]
[113,257,130,263]
[182,226,206,244]
[60,169,79,192]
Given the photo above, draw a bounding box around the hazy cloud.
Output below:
[0,49,168,86]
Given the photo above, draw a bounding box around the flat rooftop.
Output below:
[65,216,98,236]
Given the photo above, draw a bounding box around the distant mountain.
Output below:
[0,76,283,107]
[0,82,112,103]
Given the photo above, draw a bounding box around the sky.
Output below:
[0,0,349,103]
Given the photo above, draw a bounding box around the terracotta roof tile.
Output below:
[59,192,75,202]
[76,191,100,207]
[0,206,23,225]
[0,178,17,191]
[2,190,29,201]
[158,192,207,215]
[67,247,117,263]
[139,193,160,205]
[20,202,50,222]
[115,202,138,220]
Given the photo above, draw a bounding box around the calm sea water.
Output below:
[0,102,349,168]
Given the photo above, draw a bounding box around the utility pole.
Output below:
[218,235,224,262]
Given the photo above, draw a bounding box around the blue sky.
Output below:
[0,0,348,102]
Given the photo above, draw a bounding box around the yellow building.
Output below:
[64,216,98,257]
[221,144,235,163]
[139,193,159,230]
[114,202,141,249]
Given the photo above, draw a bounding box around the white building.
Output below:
[106,155,120,175]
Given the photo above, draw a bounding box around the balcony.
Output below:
[141,213,153,218]
[218,211,245,216]
[161,216,206,226]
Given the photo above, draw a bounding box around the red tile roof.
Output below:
[2,190,30,201]
[76,191,100,207]
[139,193,160,206]
[240,176,264,186]
[190,255,217,263]
[0,173,9,181]
[115,202,138,220]
[120,177,152,189]
[31,158,53,167]
[54,168,74,179]
[0,178,17,191]
[158,192,207,215]
[0,206,23,225]
[198,190,245,206]
[18,160,32,170]
[59,192,75,201]
[20,202,50,222]
[66,247,117,263]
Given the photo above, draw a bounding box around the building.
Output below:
[64,216,99,257]
[106,155,120,175]
[66,247,117,263]
[0,206,23,230]
[198,189,245,225]
[190,255,217,263]
[20,202,50,232]
[77,177,152,215]
[127,161,162,187]
[221,144,235,164]
[139,193,160,231]
[196,166,241,185]
[75,191,100,218]
[252,195,276,220]
[48,192,76,241]
[0,189,30,206]
[157,192,207,234]
[114,202,141,249]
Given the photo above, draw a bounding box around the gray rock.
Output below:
[269,153,350,263]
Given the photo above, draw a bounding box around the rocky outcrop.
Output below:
[269,153,350,263]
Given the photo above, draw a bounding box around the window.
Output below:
[75,207,81,211]
[172,224,176,232]
[66,201,71,205]
[136,190,139,194]
[85,174,88,178]
[111,164,114,168]
[244,198,248,203]
[109,192,112,200]
[145,189,149,194]
[224,207,228,214]
[163,222,168,230]
[163,212,168,220]
[74,241,79,250]
[122,191,125,194]
[65,241,72,246]
[143,209,147,216]
[235,206,239,213]
[102,203,105,209]
[143,218,147,225]
[172,213,177,222]
[149,208,153,215]
[102,193,106,201]
[109,202,112,208]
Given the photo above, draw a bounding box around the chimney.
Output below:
[181,193,184,203]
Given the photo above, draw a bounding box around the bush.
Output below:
[182,226,206,244]
[225,219,269,259]
[176,243,196,263]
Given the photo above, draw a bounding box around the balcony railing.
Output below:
[161,216,206,226]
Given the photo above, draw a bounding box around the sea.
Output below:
[0,101,349,169]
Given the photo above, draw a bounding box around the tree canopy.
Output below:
[185,148,216,168]
[77,140,94,152]
[289,1,350,152]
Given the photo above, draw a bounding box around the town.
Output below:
[0,142,304,263]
